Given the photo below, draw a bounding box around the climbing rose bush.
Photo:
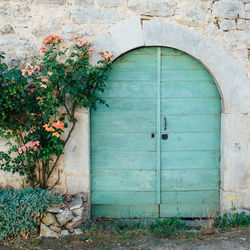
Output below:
[0,34,112,188]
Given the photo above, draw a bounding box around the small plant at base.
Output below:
[0,34,112,188]
[147,217,189,238]
[213,196,250,231]
[213,213,250,231]
[0,188,63,240]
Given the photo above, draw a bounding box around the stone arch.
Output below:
[89,16,250,212]
[93,16,250,114]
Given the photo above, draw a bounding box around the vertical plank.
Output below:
[156,47,161,206]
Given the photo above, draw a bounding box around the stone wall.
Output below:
[0,0,249,75]
[0,0,249,213]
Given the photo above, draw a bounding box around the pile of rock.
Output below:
[40,193,88,238]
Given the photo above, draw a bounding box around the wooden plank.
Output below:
[91,114,156,133]
[161,169,220,191]
[161,82,220,98]
[161,69,213,81]
[91,151,156,170]
[156,47,161,205]
[161,98,221,114]
[94,97,156,114]
[161,151,220,169]
[160,191,219,217]
[92,170,156,192]
[112,55,157,71]
[91,132,156,151]
[91,205,158,218]
[160,115,221,133]
[95,82,156,98]
[160,132,221,151]
[92,191,156,204]
[161,55,204,70]
[108,70,156,81]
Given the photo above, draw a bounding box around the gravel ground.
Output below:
[0,227,249,249]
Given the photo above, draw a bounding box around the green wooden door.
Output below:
[91,47,221,218]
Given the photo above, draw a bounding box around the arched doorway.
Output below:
[91,47,221,218]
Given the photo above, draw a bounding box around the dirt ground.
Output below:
[0,227,249,250]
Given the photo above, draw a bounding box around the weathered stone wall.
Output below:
[0,0,249,213]
[0,0,249,74]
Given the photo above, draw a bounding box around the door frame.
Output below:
[67,17,249,216]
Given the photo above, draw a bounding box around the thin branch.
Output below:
[47,117,77,179]
[18,130,25,145]
[64,102,71,117]
[48,169,60,191]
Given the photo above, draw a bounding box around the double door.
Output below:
[91,47,221,218]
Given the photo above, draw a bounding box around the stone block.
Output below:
[98,0,124,7]
[42,213,57,226]
[246,20,250,29]
[65,175,89,194]
[109,16,144,53]
[143,21,213,60]
[0,5,10,16]
[66,216,82,229]
[47,206,61,213]
[128,0,174,16]
[245,3,250,10]
[56,210,73,226]
[74,0,94,6]
[64,109,90,177]
[74,228,82,235]
[221,190,250,213]
[40,223,59,238]
[221,114,250,191]
[204,24,221,35]
[73,208,84,216]
[33,0,66,4]
[201,46,250,113]
[61,230,69,236]
[213,1,243,18]
[181,5,206,22]
[50,225,61,233]
[69,197,83,210]
[70,8,116,24]
[240,10,250,18]
[237,19,247,29]
[0,25,14,34]
[219,19,236,31]
[91,33,121,64]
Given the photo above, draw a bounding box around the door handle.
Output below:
[164,116,167,131]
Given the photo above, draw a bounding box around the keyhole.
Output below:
[151,132,155,138]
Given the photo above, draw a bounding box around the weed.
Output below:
[213,212,250,231]
[147,217,190,238]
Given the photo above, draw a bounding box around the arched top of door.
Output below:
[91,16,249,114]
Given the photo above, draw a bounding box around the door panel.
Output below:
[91,48,158,218]
[91,47,221,218]
[160,47,221,217]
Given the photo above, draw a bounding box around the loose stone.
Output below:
[69,197,83,210]
[40,223,59,238]
[73,208,84,217]
[47,206,61,213]
[61,230,69,236]
[50,225,61,233]
[66,216,82,230]
[56,210,74,226]
[42,213,57,226]
[74,228,83,235]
